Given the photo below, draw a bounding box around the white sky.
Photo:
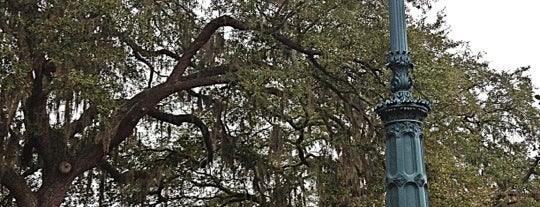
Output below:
[432,0,540,92]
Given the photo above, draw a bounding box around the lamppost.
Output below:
[375,0,430,206]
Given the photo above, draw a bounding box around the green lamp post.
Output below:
[375,0,431,206]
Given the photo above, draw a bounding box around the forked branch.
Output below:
[147,109,213,166]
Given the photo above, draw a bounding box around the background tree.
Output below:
[1,0,539,206]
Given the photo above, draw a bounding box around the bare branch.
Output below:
[124,38,181,60]
[146,109,213,167]
[109,75,227,148]
[190,180,260,205]
[180,63,238,82]
[0,15,10,33]
[0,168,37,206]
[67,105,98,138]
[272,33,322,57]
[77,74,230,174]
[99,161,127,184]
[24,54,56,166]
[522,156,540,184]
[133,51,159,88]
[167,16,248,82]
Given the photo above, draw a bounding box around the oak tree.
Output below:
[1,0,539,206]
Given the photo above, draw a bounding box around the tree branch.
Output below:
[0,168,37,207]
[77,74,229,174]
[0,15,10,33]
[123,38,181,60]
[99,161,127,184]
[113,75,227,148]
[180,63,238,82]
[67,105,98,139]
[167,15,248,82]
[522,156,540,184]
[271,33,322,57]
[190,180,260,205]
[132,51,161,88]
[24,54,58,171]
[146,109,213,167]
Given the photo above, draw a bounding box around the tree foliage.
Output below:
[1,0,539,206]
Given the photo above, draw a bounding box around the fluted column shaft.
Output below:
[375,0,431,206]
[389,0,408,52]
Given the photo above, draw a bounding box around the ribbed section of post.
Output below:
[376,0,431,206]
[389,0,408,52]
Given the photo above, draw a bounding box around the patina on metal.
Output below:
[375,0,430,206]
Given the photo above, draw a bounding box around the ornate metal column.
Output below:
[375,0,430,206]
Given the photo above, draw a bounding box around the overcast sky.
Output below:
[431,0,540,92]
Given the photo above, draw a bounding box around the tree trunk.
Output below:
[1,169,38,207]
[32,160,78,207]
[15,196,38,207]
[35,182,71,207]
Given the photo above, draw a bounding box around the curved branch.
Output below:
[147,109,213,167]
[282,130,311,169]
[309,55,375,108]
[271,33,322,57]
[77,74,229,174]
[99,161,127,184]
[190,180,260,205]
[0,168,37,207]
[100,161,153,183]
[67,105,98,138]
[180,63,238,82]
[0,15,10,33]
[24,54,56,167]
[110,75,228,150]
[220,194,260,207]
[124,38,181,60]
[522,156,540,184]
[167,15,248,82]
[132,51,161,88]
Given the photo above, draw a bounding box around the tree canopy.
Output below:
[1,0,540,206]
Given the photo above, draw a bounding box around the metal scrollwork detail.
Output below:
[386,122,420,138]
[414,174,427,187]
[388,174,408,187]
[375,91,430,121]
[391,91,414,104]
[388,51,413,93]
[388,174,427,188]
[390,69,412,92]
[387,51,412,67]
